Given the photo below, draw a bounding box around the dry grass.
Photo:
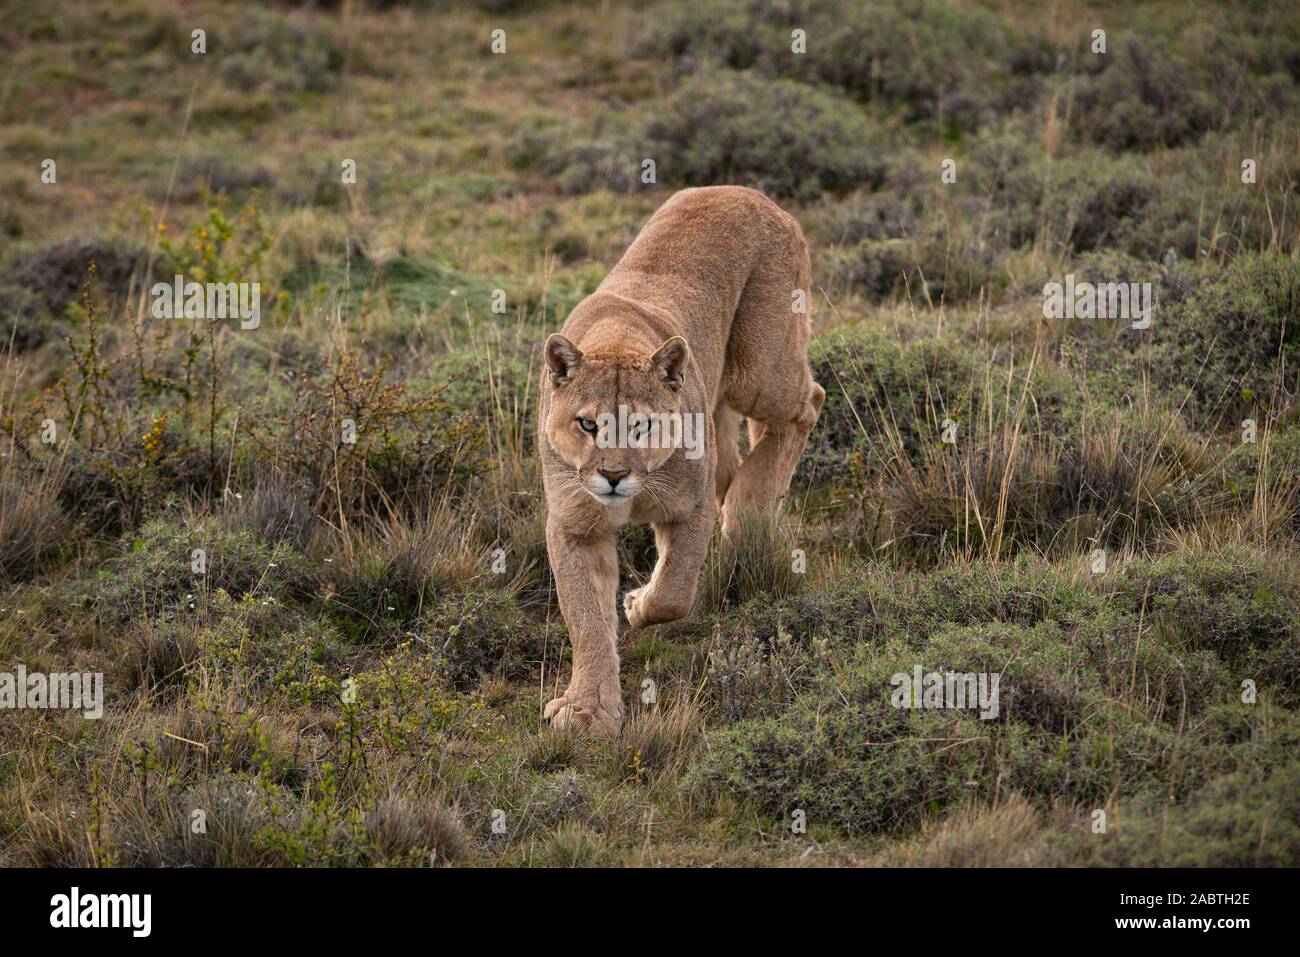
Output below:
[366,792,469,864]
[606,690,705,786]
[877,794,1046,867]
[699,508,807,612]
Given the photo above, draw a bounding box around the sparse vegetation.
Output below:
[1,0,1297,867]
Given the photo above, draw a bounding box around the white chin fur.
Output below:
[586,481,638,505]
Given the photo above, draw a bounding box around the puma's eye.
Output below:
[577,417,597,435]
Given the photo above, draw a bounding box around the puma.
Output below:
[538,186,825,734]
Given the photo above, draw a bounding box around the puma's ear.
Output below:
[651,336,689,390]
[545,334,582,382]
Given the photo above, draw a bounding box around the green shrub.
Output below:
[1154,254,1300,424]
[805,326,980,481]
[1119,546,1300,694]
[515,70,887,200]
[420,591,547,689]
[89,514,313,625]
[639,0,1020,135]
[218,11,344,95]
[1068,760,1300,866]
[0,237,144,351]
[692,546,1299,832]
[643,71,886,200]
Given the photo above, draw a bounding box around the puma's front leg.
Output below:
[543,520,624,734]
[624,501,715,629]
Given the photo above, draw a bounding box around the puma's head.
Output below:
[543,332,691,506]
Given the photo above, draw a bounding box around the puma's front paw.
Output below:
[543,684,624,735]
[623,584,693,630]
[622,584,648,622]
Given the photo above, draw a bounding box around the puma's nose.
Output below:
[598,467,630,487]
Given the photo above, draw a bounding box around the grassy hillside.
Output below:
[1,0,1298,866]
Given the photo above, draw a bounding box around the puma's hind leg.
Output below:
[715,201,823,539]
[713,404,741,508]
[721,380,824,539]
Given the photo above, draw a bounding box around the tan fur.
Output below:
[538,186,825,734]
